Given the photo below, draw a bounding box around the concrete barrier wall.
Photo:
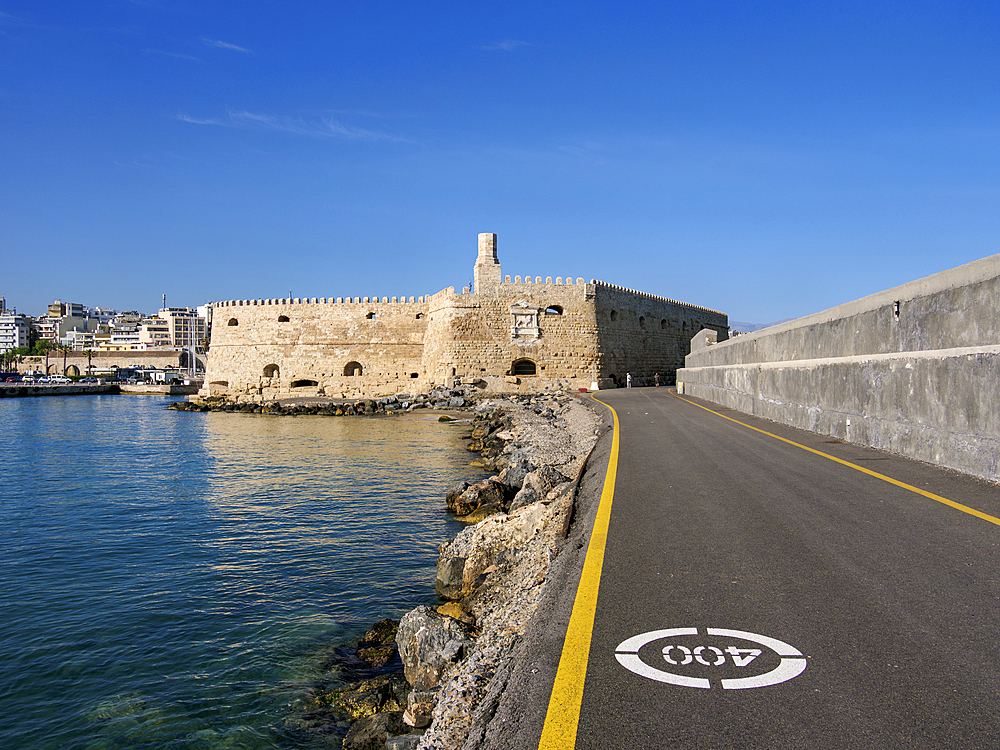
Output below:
[677,254,1000,481]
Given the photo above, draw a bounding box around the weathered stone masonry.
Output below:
[201,234,728,399]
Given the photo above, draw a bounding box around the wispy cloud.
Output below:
[481,39,529,51]
[176,110,409,142]
[146,48,200,61]
[201,36,252,54]
[0,10,49,36]
[176,114,227,126]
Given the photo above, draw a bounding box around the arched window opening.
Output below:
[227,318,238,326]
[545,305,563,315]
[291,379,318,388]
[263,364,280,378]
[512,359,537,376]
[366,312,376,320]
[610,310,618,321]
[344,361,363,376]
[278,315,290,322]
[660,319,667,330]
[682,321,689,331]
[639,316,646,328]
[416,312,424,320]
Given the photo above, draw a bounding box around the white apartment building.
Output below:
[137,316,172,349]
[0,313,32,353]
[154,308,207,350]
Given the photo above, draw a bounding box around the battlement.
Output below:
[214,296,428,307]
[591,279,726,316]
[501,275,588,287]
[202,232,729,400]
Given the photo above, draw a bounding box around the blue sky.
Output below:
[1,1,997,324]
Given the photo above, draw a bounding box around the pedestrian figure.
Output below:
[654,372,660,387]
[626,372,632,388]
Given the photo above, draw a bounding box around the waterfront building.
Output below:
[202,233,729,400]
[156,307,207,350]
[138,316,173,348]
[47,299,85,319]
[0,312,32,353]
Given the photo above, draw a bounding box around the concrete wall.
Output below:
[677,254,1000,481]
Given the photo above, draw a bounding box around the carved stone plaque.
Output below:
[510,303,540,339]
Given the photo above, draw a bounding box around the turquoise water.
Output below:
[0,395,477,749]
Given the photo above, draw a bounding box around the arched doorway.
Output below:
[512,359,537,376]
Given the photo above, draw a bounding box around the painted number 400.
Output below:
[616,628,808,689]
[663,645,761,667]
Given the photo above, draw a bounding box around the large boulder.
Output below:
[403,689,436,728]
[356,618,399,668]
[396,606,476,692]
[447,478,510,517]
[496,450,535,489]
[342,711,408,750]
[445,481,471,509]
[436,556,466,600]
[509,466,570,512]
[435,502,551,602]
[325,674,408,720]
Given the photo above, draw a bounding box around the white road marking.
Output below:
[615,627,807,690]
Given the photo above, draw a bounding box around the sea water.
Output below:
[0,395,479,749]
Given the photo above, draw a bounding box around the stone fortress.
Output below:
[201,233,729,400]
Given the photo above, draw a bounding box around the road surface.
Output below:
[478,387,1000,750]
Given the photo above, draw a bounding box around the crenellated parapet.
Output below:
[501,275,588,287]
[200,232,729,400]
[213,295,429,307]
[590,280,726,316]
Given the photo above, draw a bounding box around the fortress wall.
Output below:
[592,282,729,386]
[204,297,430,398]
[197,234,733,400]
[422,282,600,391]
[677,254,1000,481]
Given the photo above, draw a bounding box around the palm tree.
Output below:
[59,344,71,376]
[84,349,94,376]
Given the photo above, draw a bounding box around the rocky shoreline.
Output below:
[175,384,603,749]
[337,391,601,750]
[169,385,474,415]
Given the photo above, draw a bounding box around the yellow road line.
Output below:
[672,391,1000,527]
[537,395,620,750]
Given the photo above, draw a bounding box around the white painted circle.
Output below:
[615,627,807,690]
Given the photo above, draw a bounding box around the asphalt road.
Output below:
[478,387,1000,750]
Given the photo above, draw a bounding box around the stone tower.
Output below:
[474,233,502,294]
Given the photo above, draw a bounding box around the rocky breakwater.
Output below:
[350,392,600,750]
[170,385,474,415]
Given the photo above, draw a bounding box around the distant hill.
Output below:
[729,319,794,333]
